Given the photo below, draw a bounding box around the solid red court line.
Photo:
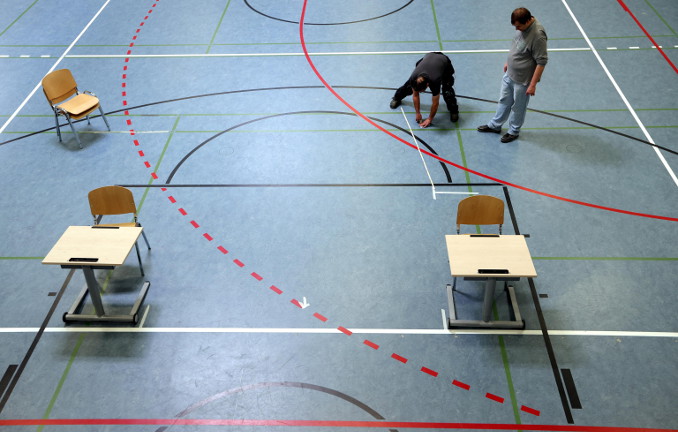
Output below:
[617,0,678,73]
[298,0,678,223]
[0,419,673,431]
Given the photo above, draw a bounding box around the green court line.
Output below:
[0,0,40,38]
[37,333,86,432]
[137,115,181,213]
[493,304,522,426]
[0,256,43,260]
[429,0,443,51]
[206,0,233,54]
[645,0,676,36]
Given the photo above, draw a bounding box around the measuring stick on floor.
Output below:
[400,107,437,200]
[399,108,477,199]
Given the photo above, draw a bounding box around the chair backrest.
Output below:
[88,186,138,218]
[456,195,504,233]
[42,69,78,105]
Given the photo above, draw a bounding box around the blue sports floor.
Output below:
[0,0,677,430]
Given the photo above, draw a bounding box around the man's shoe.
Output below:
[477,125,501,134]
[500,133,519,143]
[450,112,459,122]
[389,99,401,109]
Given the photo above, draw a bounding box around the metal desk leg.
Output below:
[81,266,106,317]
[481,277,497,322]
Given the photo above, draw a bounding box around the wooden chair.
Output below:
[456,195,504,234]
[453,195,505,291]
[42,69,110,148]
[88,186,151,276]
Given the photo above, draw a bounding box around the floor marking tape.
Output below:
[1,328,675,337]
[561,0,678,188]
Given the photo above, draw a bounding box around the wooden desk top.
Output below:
[42,226,142,267]
[445,234,537,278]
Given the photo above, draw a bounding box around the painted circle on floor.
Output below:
[244,0,414,25]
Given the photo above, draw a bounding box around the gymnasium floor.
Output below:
[0,0,677,430]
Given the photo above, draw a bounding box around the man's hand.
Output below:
[415,112,423,124]
[419,118,432,128]
[526,84,536,96]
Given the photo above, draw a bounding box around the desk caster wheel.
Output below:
[132,313,139,326]
[62,312,68,323]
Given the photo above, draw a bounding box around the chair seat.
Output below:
[58,93,99,118]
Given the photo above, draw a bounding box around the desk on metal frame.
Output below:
[444,234,537,329]
[42,225,150,324]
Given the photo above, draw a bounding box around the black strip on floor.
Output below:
[561,368,583,409]
[503,186,575,424]
[0,269,75,414]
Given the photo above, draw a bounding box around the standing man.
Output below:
[478,7,548,143]
[390,52,459,128]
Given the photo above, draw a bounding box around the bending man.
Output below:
[390,52,460,128]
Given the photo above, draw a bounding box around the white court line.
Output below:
[62,47,592,59]
[0,327,675,338]
[561,0,678,188]
[0,0,112,136]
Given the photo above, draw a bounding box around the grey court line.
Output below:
[0,327,675,337]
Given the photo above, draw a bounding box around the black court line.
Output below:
[244,0,414,26]
[0,269,75,414]
[158,381,398,432]
[164,110,451,184]
[0,365,18,401]
[2,86,675,159]
[503,186,575,424]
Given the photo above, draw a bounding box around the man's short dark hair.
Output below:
[413,75,428,92]
[511,7,532,25]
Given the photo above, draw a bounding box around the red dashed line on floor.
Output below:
[391,353,408,364]
[420,367,439,378]
[521,405,541,416]
[337,326,352,336]
[486,393,505,404]
[363,340,379,350]
[452,380,471,391]
[119,0,541,418]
